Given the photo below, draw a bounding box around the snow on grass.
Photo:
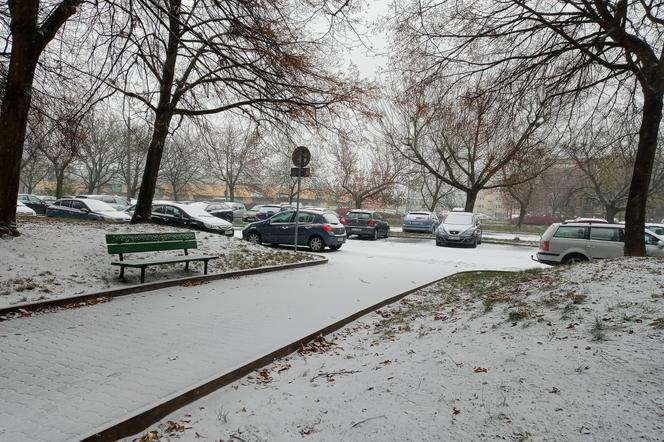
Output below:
[0,218,318,308]
[126,257,664,442]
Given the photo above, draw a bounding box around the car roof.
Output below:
[556,222,624,228]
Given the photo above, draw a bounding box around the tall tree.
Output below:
[203,121,265,201]
[0,0,84,235]
[159,132,203,202]
[74,115,123,194]
[382,79,551,211]
[105,0,360,224]
[391,0,664,254]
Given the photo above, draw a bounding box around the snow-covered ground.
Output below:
[0,219,316,308]
[126,257,664,442]
[0,238,541,442]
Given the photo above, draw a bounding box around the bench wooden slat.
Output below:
[107,240,198,255]
[110,255,218,267]
[106,232,196,244]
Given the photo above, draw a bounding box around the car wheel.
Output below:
[470,236,478,248]
[562,253,587,265]
[308,235,325,252]
[246,231,261,244]
[329,244,341,251]
[478,233,482,244]
[384,229,389,238]
[371,229,378,241]
[436,238,443,247]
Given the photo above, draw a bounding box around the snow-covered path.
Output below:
[0,238,542,442]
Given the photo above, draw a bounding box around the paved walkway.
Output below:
[0,238,542,441]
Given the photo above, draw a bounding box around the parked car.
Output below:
[646,223,664,236]
[563,217,608,224]
[226,202,246,220]
[254,204,293,221]
[402,211,439,233]
[76,194,131,211]
[36,195,56,205]
[436,211,483,247]
[18,194,49,214]
[150,202,234,236]
[242,209,346,252]
[341,210,390,240]
[46,198,131,222]
[188,202,234,223]
[243,204,264,222]
[535,222,664,265]
[16,200,37,216]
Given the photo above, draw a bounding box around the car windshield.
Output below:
[82,199,118,212]
[444,213,473,225]
[348,212,370,220]
[323,213,341,224]
[249,205,262,211]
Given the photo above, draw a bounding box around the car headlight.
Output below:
[461,227,475,236]
[204,223,220,230]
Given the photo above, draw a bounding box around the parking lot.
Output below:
[0,236,542,442]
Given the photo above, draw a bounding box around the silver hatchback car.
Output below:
[535,221,664,265]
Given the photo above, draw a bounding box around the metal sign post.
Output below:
[291,146,311,252]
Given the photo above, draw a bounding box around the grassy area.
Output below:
[374,268,553,338]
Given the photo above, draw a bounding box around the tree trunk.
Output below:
[0,3,41,236]
[55,169,66,199]
[464,189,479,212]
[132,111,174,222]
[131,0,180,223]
[624,91,663,256]
[228,184,235,201]
[517,205,527,230]
[354,196,363,209]
[171,183,178,202]
[605,205,618,224]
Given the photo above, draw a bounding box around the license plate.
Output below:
[351,228,361,232]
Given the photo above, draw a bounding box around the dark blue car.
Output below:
[242,209,346,252]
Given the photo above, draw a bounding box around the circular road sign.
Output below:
[292,146,311,168]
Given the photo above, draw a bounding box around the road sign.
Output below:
[291,167,311,177]
[291,146,311,168]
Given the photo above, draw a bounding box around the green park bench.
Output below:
[105,232,218,283]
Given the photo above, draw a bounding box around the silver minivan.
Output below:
[535,221,664,265]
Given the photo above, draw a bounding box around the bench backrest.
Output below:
[105,232,198,255]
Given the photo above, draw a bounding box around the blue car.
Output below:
[402,211,440,234]
[242,209,346,252]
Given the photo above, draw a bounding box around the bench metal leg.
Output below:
[140,267,146,284]
[119,266,125,279]
[185,261,189,271]
[204,260,209,275]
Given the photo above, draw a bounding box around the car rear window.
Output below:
[348,212,370,220]
[323,213,340,224]
[553,226,588,239]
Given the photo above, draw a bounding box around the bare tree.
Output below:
[159,132,202,202]
[382,79,552,212]
[74,114,123,194]
[567,127,664,223]
[19,123,50,194]
[104,0,361,224]
[331,134,401,209]
[202,120,265,201]
[34,97,89,198]
[0,0,87,235]
[391,0,664,254]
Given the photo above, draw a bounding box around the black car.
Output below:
[188,202,234,223]
[18,194,50,215]
[242,209,346,252]
[254,204,293,221]
[341,210,390,240]
[150,203,235,236]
